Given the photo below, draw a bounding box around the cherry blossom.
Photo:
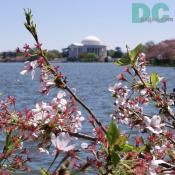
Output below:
[23,44,30,51]
[70,110,84,132]
[35,42,42,49]
[108,82,122,94]
[38,147,49,155]
[81,142,88,149]
[143,115,165,134]
[4,10,175,174]
[32,101,52,113]
[20,61,37,80]
[140,89,147,96]
[30,102,52,126]
[147,158,167,175]
[51,132,75,152]
[52,91,67,112]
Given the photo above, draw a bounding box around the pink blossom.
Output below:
[162,79,167,92]
[139,53,146,62]
[16,47,21,53]
[117,73,126,81]
[35,43,42,49]
[24,52,32,58]
[124,66,131,74]
[8,96,15,105]
[23,44,30,50]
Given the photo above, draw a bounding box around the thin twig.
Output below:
[64,130,97,141]
[24,15,107,134]
[65,86,107,134]
[161,133,175,145]
[23,10,106,134]
[47,152,59,172]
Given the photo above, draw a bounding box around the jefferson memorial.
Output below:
[68,35,107,59]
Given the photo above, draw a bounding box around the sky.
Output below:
[1,0,175,52]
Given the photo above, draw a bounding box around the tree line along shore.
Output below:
[1,39,175,66]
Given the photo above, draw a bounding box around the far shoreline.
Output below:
[0,60,175,67]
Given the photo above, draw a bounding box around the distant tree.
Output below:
[143,41,155,52]
[0,51,17,60]
[145,41,155,47]
[78,52,96,58]
[145,39,175,66]
[2,52,7,59]
[107,50,115,58]
[0,53,2,60]
[47,50,62,60]
[4,52,16,58]
[113,47,123,58]
[78,52,97,62]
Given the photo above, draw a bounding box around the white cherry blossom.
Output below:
[81,142,88,149]
[20,60,37,80]
[71,111,84,132]
[147,157,172,175]
[51,132,75,152]
[52,91,67,112]
[30,102,52,126]
[144,115,165,134]
[38,147,49,155]
[108,82,122,94]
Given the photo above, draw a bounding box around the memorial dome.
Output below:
[81,35,102,45]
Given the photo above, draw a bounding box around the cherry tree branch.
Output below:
[23,9,107,135]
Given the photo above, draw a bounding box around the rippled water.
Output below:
[0,63,175,174]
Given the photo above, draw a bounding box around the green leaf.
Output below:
[116,135,128,147]
[107,121,120,147]
[5,132,11,151]
[115,57,130,66]
[129,44,142,65]
[28,54,38,61]
[136,146,146,152]
[133,82,145,90]
[122,144,134,152]
[111,150,120,166]
[40,168,50,175]
[113,144,123,151]
[145,82,152,88]
[4,131,16,154]
[150,72,160,88]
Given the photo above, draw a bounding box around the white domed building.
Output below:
[68,35,107,59]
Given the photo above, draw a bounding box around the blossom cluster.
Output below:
[109,50,175,174]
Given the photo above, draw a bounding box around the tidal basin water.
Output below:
[0,63,175,174]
